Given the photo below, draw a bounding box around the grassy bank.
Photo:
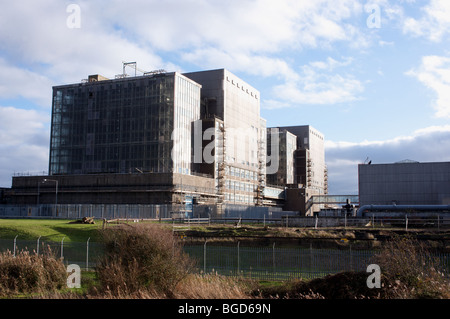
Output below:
[0,219,102,242]
[0,222,449,299]
[2,218,450,246]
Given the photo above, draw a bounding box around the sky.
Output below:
[0,0,450,195]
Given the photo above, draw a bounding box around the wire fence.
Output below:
[0,238,103,271]
[2,237,450,281]
[184,244,376,280]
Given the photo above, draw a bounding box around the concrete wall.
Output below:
[359,162,450,206]
[8,172,217,205]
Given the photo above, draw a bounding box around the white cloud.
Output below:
[101,0,365,53]
[403,0,450,42]
[0,106,49,145]
[269,57,363,107]
[0,0,371,109]
[0,1,175,84]
[0,106,50,187]
[325,125,450,194]
[406,55,450,118]
[183,48,300,81]
[0,58,54,108]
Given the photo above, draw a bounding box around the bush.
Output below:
[0,248,67,296]
[96,223,195,297]
[371,236,450,299]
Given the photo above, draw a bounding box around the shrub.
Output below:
[371,236,450,299]
[96,223,195,297]
[0,248,67,297]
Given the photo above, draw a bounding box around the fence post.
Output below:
[13,235,18,257]
[272,242,276,275]
[203,240,207,274]
[36,236,41,255]
[349,244,353,271]
[405,215,408,231]
[315,216,318,229]
[86,237,90,271]
[237,241,240,275]
[61,237,65,259]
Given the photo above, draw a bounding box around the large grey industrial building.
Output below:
[2,66,328,217]
[359,160,450,206]
[357,160,450,216]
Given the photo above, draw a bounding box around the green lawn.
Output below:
[0,219,103,242]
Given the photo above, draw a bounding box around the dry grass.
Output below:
[371,236,450,299]
[0,248,67,297]
[173,273,255,299]
[91,223,258,299]
[95,223,196,298]
[2,224,449,299]
[87,273,254,299]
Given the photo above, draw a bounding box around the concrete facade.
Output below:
[184,69,268,206]
[358,161,450,206]
[9,173,217,205]
[280,125,327,194]
[266,125,327,215]
[6,68,286,208]
[266,128,296,186]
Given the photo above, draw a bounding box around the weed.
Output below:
[0,247,66,297]
[96,223,195,297]
[371,236,450,299]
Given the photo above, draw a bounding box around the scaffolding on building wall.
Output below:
[216,121,226,215]
[256,134,266,206]
[306,156,313,188]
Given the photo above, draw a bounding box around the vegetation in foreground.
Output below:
[0,223,449,299]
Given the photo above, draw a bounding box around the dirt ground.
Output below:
[178,223,450,251]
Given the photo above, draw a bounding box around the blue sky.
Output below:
[1,0,450,194]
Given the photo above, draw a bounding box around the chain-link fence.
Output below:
[0,238,103,270]
[2,238,449,281]
[184,243,376,280]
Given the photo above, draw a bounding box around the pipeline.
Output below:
[356,204,450,217]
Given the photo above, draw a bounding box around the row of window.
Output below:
[226,75,258,100]
[225,180,257,193]
[226,166,258,181]
[224,193,255,204]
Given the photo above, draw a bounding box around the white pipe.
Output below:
[357,204,450,217]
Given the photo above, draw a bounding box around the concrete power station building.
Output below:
[357,160,450,216]
[4,66,328,217]
[267,126,328,214]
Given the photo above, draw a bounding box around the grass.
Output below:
[0,220,449,299]
[0,219,102,242]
